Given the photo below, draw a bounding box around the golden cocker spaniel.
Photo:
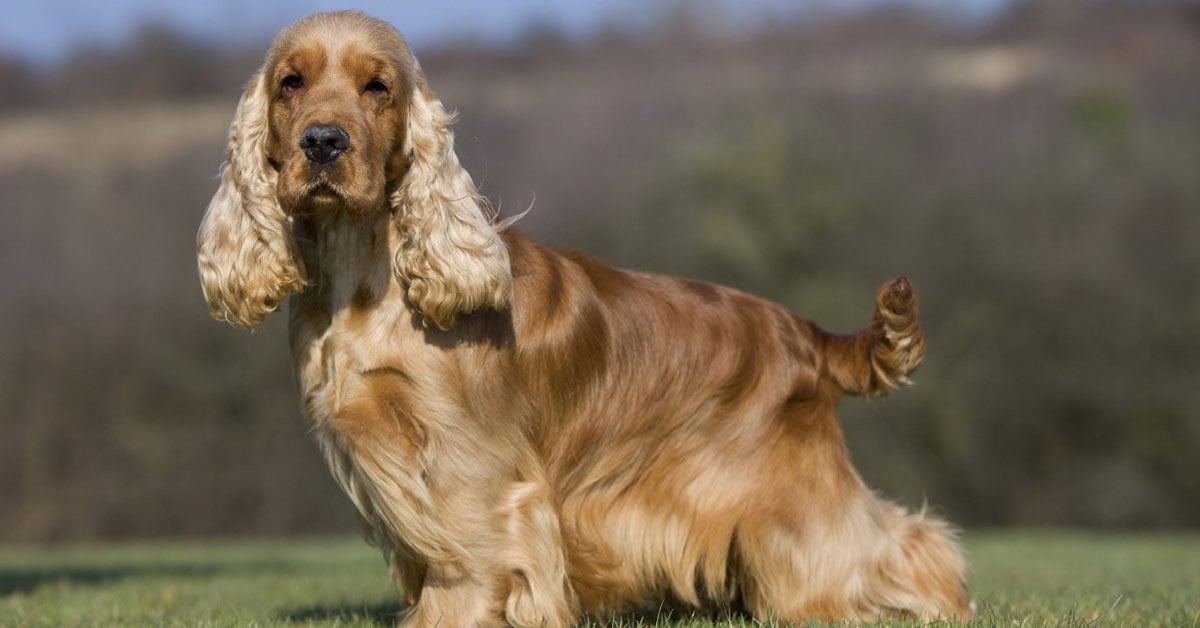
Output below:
[197,11,972,626]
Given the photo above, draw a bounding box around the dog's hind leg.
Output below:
[861,501,974,620]
[734,483,972,621]
[729,388,971,622]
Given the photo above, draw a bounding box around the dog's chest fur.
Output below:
[286,212,451,450]
[283,212,451,545]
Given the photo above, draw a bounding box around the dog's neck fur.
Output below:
[303,206,397,314]
[286,203,421,433]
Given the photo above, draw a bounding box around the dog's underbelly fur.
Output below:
[283,213,970,625]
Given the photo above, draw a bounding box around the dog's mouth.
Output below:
[280,155,383,216]
[307,180,343,201]
[281,175,349,216]
[302,166,350,202]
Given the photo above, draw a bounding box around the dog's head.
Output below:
[197,11,511,330]
[265,13,411,215]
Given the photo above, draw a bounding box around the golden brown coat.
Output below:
[197,11,972,626]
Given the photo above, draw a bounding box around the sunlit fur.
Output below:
[196,71,308,328]
[196,11,972,626]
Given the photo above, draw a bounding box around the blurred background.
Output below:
[1,0,1197,543]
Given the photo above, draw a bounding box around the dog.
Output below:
[197,11,972,626]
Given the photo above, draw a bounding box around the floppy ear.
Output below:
[197,73,307,329]
[390,67,512,330]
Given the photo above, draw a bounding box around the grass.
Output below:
[1,531,1197,626]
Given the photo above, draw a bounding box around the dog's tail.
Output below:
[823,277,925,396]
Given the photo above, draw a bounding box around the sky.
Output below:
[3,0,1013,64]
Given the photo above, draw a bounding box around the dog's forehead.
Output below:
[272,41,384,84]
[270,11,411,71]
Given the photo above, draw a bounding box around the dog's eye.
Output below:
[280,75,303,93]
[364,79,388,94]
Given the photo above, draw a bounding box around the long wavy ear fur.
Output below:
[197,73,307,329]
[391,65,512,330]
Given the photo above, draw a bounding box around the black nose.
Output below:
[299,125,350,164]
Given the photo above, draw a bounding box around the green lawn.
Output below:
[1,531,1196,626]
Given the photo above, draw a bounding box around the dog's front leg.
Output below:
[318,393,574,627]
